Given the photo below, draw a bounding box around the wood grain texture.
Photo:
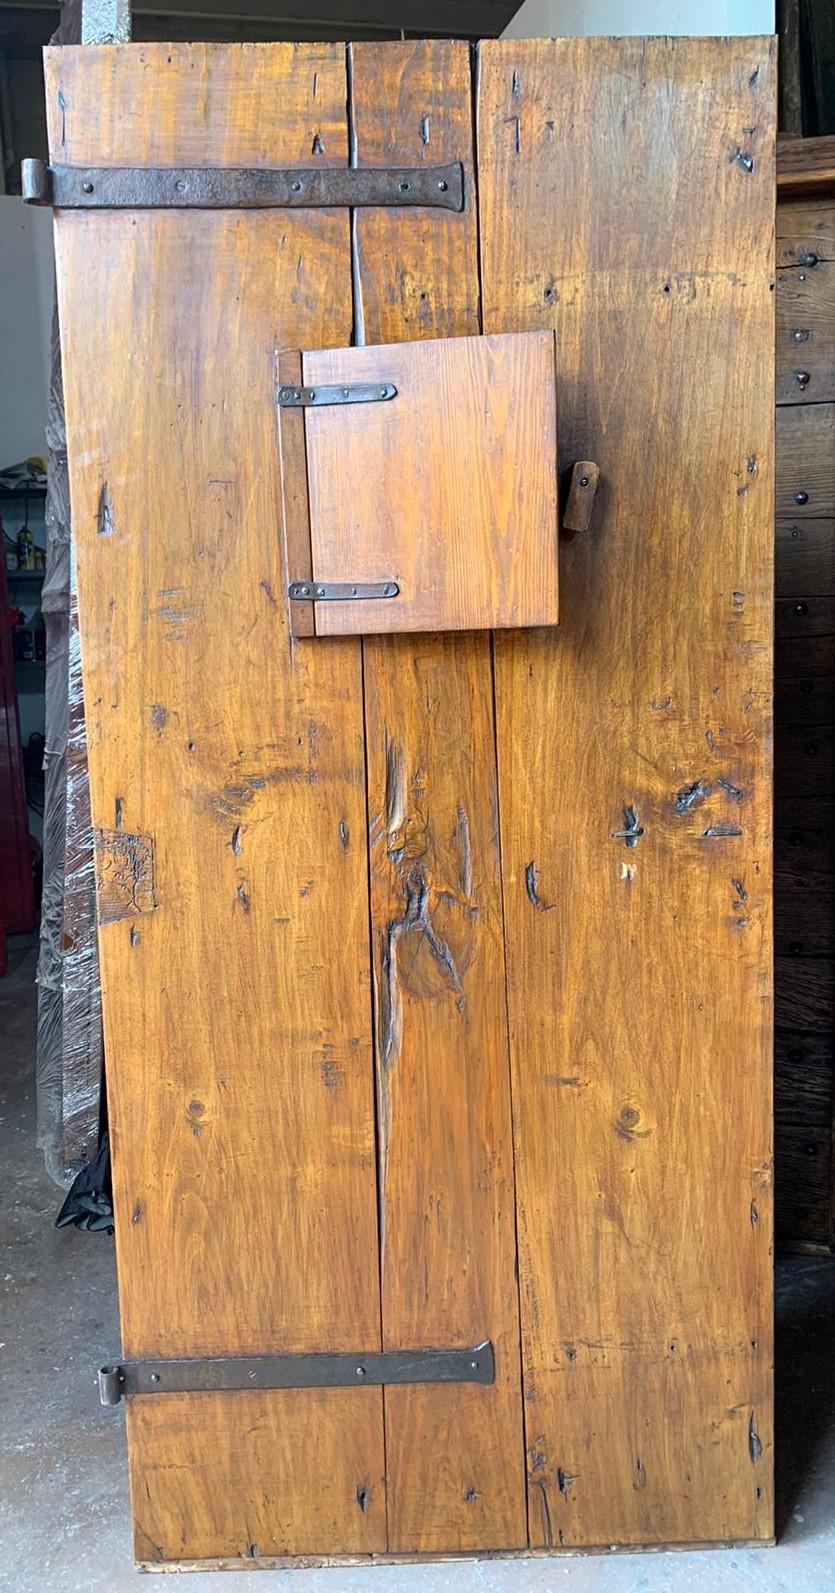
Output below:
[478,37,775,1547]
[777,198,835,264]
[775,1125,833,1244]
[775,1030,834,1124]
[48,41,386,1559]
[776,722,835,796]
[350,39,527,1554]
[562,460,600,534]
[777,402,835,517]
[778,133,835,193]
[774,630,835,723]
[776,793,835,874]
[129,1389,386,1561]
[777,592,835,635]
[302,330,559,636]
[775,870,835,954]
[777,260,835,403]
[776,517,835,595]
[776,955,835,1030]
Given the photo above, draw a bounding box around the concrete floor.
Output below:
[2,938,835,1593]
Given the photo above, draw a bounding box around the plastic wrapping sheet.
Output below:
[35,293,103,1187]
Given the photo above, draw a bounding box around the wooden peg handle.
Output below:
[563,461,600,532]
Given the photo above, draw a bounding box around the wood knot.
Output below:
[615,1102,650,1142]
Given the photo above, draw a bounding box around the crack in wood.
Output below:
[525,860,554,912]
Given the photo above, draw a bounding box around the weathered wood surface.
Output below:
[776,1125,833,1243]
[779,133,835,193]
[777,402,835,517]
[48,41,386,1560]
[299,329,559,636]
[50,35,776,1562]
[774,185,835,1252]
[478,36,775,1546]
[777,198,835,263]
[777,258,835,404]
[350,39,527,1553]
[776,519,835,596]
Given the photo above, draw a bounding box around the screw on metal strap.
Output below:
[288,581,399,602]
[278,383,396,408]
[22,160,465,213]
[97,1342,494,1403]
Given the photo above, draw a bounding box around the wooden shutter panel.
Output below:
[45,34,775,1565]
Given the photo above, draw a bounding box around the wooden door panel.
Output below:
[295,329,559,637]
[350,39,527,1554]
[47,41,387,1561]
[47,34,775,1565]
[478,37,774,1546]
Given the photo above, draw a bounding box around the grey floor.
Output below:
[2,937,835,1593]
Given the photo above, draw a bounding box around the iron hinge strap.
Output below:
[278,382,396,408]
[98,1342,494,1404]
[22,159,464,213]
[288,581,399,602]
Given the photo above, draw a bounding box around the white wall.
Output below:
[0,196,54,470]
[503,0,773,35]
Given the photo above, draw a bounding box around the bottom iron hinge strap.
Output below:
[98,1341,494,1404]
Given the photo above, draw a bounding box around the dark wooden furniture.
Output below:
[775,136,835,1249]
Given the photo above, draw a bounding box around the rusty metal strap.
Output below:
[22,159,465,212]
[98,1341,494,1403]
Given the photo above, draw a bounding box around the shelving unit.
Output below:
[2,480,47,845]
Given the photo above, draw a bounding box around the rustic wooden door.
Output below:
[45,35,775,1567]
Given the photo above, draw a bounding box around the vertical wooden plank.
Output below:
[478,38,775,1547]
[350,40,527,1553]
[775,191,835,1252]
[47,42,386,1561]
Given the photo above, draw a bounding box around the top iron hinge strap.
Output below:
[21,158,464,213]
